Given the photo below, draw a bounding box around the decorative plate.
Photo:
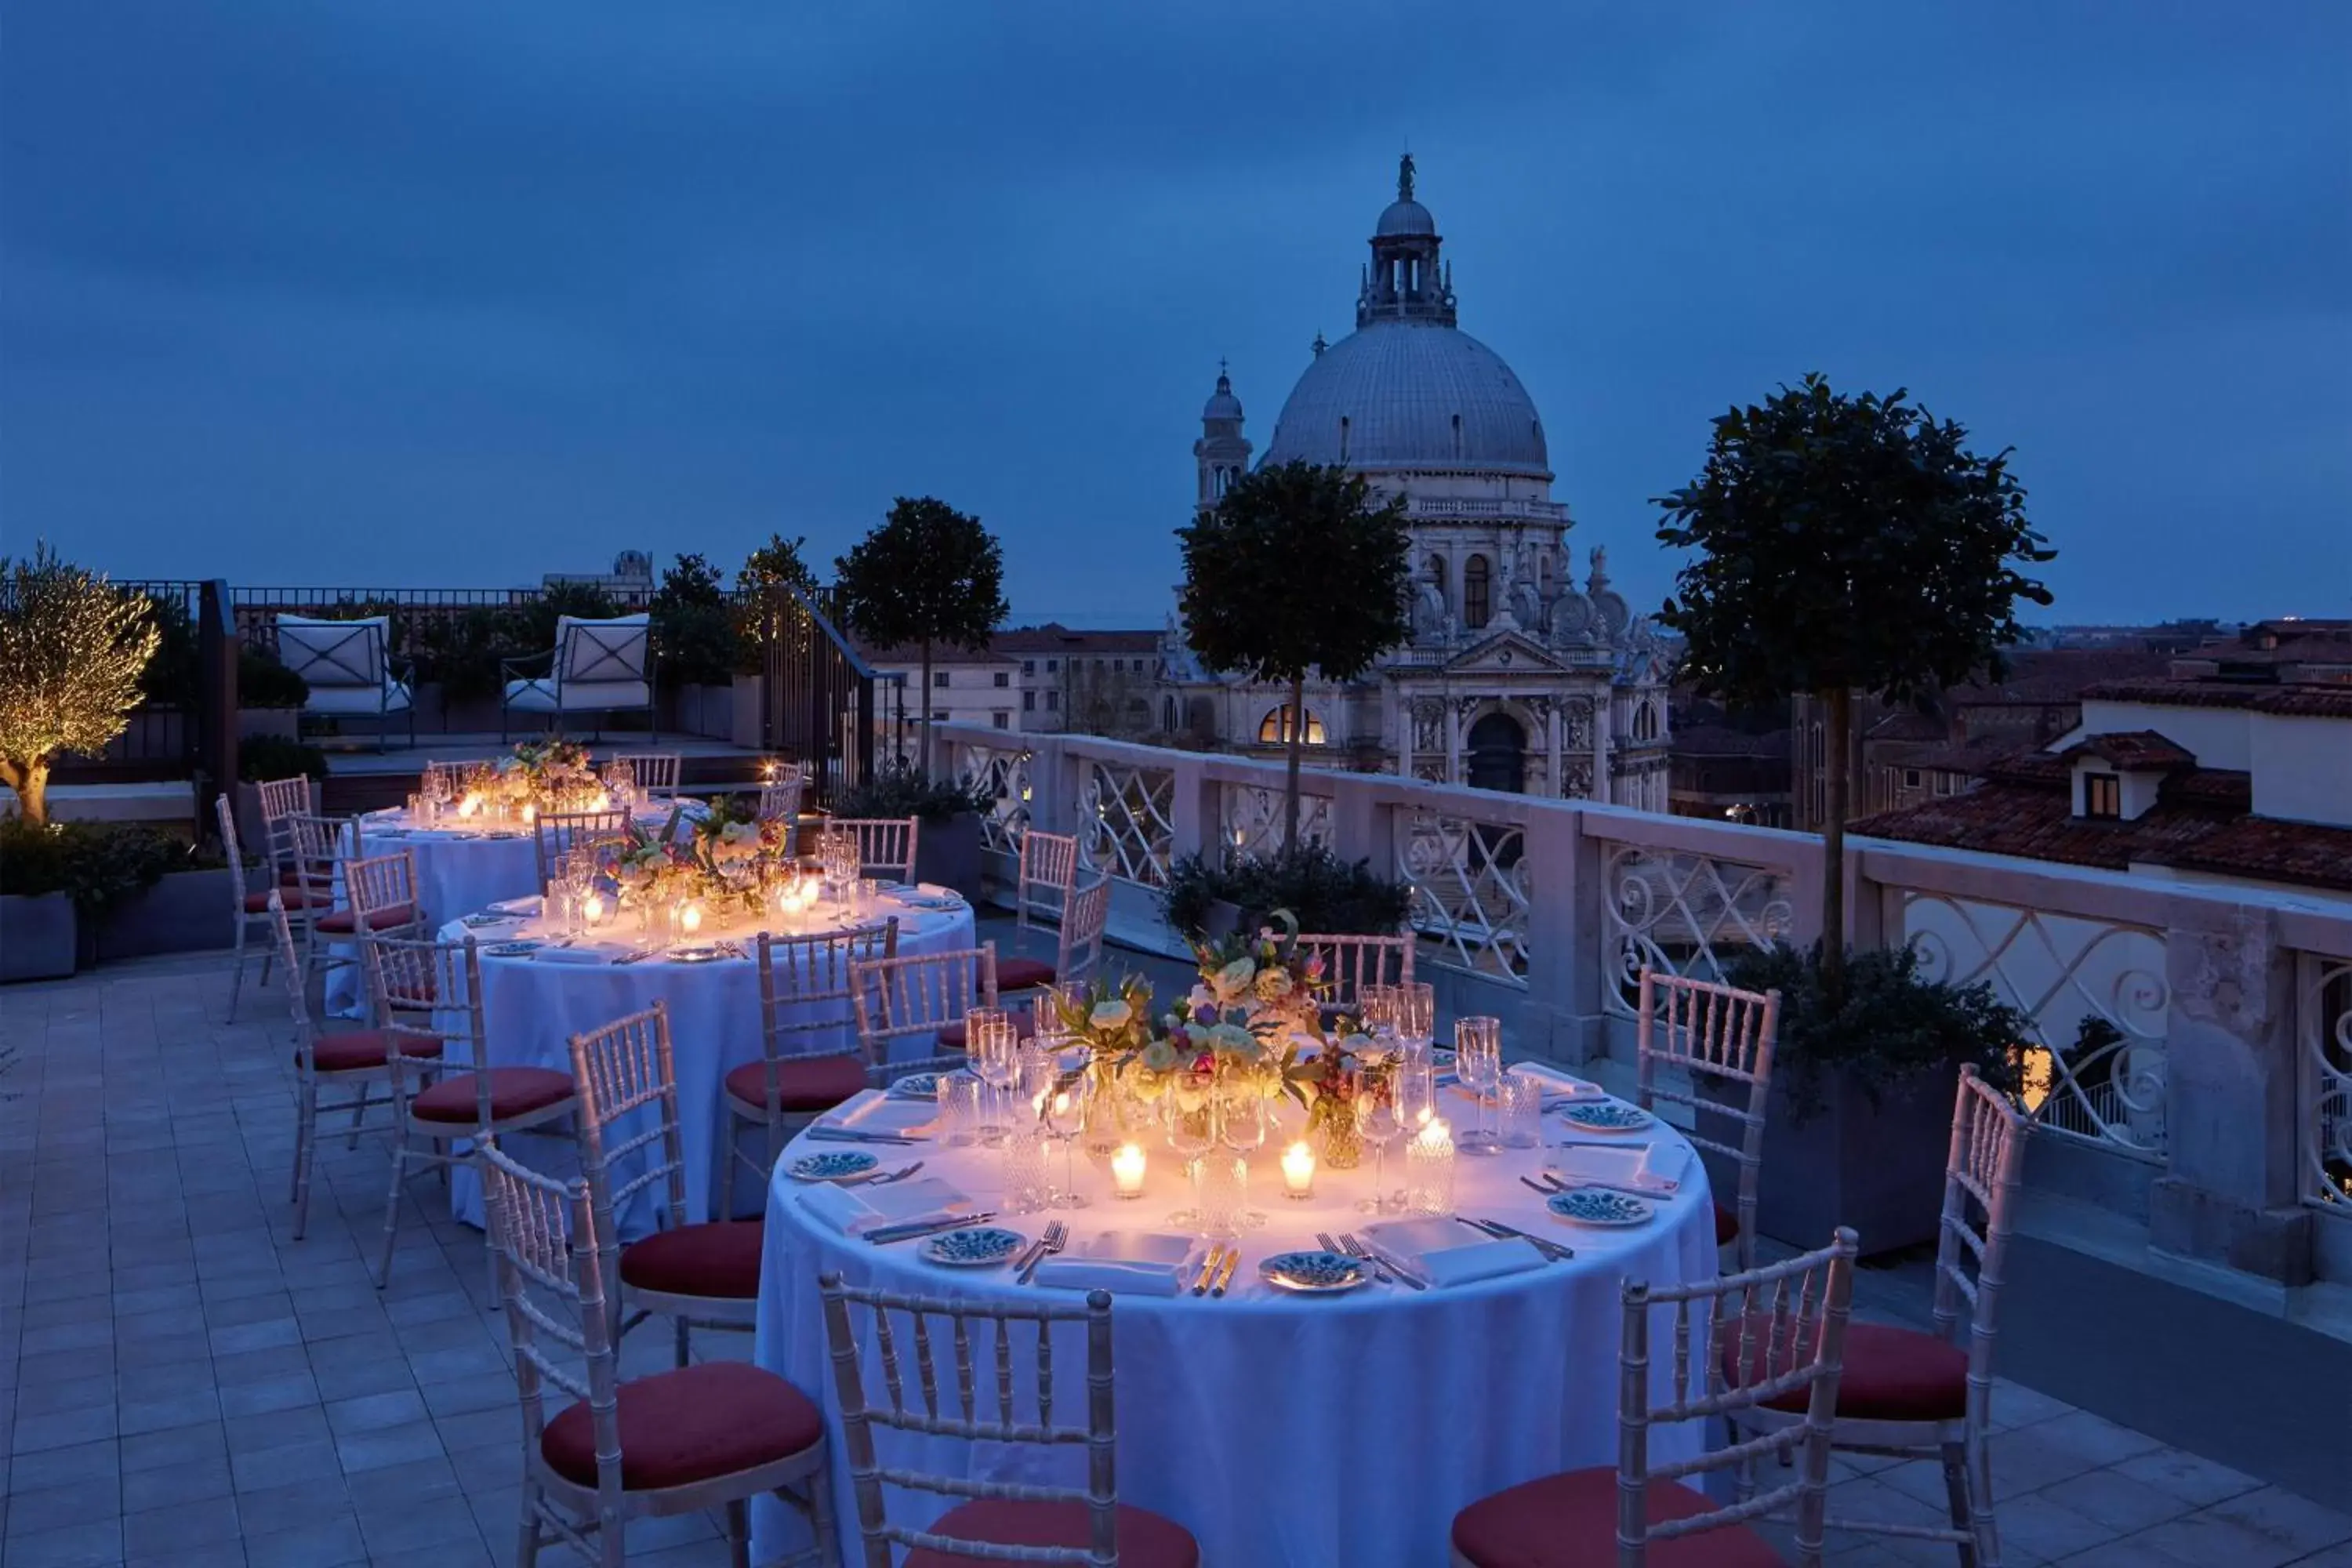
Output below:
[889,1072,943,1101]
[461,913,514,929]
[1258,1250,1370,1295]
[485,940,544,957]
[788,1150,880,1183]
[1546,1188,1655,1227]
[920,1226,1026,1267]
[669,945,724,964]
[1560,1102,1651,1133]
[478,829,527,840]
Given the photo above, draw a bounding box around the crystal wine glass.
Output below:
[967,1009,1018,1145]
[1355,1076,1406,1214]
[1455,1015,1504,1154]
[1392,982,1436,1062]
[1357,984,1398,1045]
[1218,1073,1270,1228]
[1163,1087,1218,1229]
[1044,1069,1092,1209]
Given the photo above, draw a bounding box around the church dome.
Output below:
[1262,318,1551,477]
[1376,198,1436,237]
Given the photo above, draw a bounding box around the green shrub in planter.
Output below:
[238,648,309,708]
[239,735,328,783]
[1726,942,2026,1124]
[0,817,187,918]
[1160,843,1411,942]
[833,758,991,824]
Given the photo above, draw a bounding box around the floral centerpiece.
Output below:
[496,736,602,811]
[608,799,787,922]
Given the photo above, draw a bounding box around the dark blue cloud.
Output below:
[4,2,2346,624]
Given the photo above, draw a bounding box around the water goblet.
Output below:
[1356,984,1398,1044]
[1043,1070,1092,1209]
[1218,1076,1271,1228]
[1163,1090,1219,1229]
[1392,982,1436,1058]
[967,1009,1018,1146]
[1354,1077,1406,1214]
[1455,1015,1504,1155]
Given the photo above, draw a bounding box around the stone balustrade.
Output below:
[935,721,2352,1287]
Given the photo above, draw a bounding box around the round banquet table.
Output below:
[750,1087,1718,1568]
[325,802,706,1018]
[433,889,976,1236]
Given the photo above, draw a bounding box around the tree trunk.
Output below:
[1821,686,1849,997]
[0,754,50,826]
[918,638,935,778]
[1281,671,1306,855]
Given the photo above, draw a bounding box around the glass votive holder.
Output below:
[856,877,880,912]
[405,793,423,821]
[1192,1154,1247,1239]
[938,1073,984,1148]
[1000,1130,1051,1215]
[1280,1141,1317,1200]
[1406,1120,1457,1216]
[1498,1069,1546,1149]
[1111,1142,1147,1199]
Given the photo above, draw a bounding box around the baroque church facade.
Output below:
[1161,157,1673,810]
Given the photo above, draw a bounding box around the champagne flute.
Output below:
[1392,982,1436,1062]
[1044,1070,1092,1208]
[1357,984,1398,1045]
[1455,1015,1504,1154]
[967,1009,1018,1145]
[1163,1086,1218,1231]
[1355,1075,1405,1214]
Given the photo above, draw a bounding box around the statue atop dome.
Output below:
[1398,151,1416,202]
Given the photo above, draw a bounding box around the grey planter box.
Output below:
[732,676,765,749]
[1751,1063,1958,1258]
[100,869,234,960]
[670,684,735,742]
[238,708,300,744]
[2,892,78,982]
[913,813,983,900]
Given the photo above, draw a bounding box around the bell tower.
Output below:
[1193,361,1251,512]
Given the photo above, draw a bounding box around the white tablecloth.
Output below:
[750,1091,1718,1567]
[325,818,539,1017]
[437,895,977,1236]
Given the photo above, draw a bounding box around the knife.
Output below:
[1354,1237,1430,1290]
[807,1127,920,1145]
[1467,1215,1575,1262]
[1210,1247,1242,1298]
[866,1211,994,1245]
[1190,1245,1225,1296]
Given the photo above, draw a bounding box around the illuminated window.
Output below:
[1257,706,1326,745]
[2085,774,2121,818]
[1464,555,1491,629]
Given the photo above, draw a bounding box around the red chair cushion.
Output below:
[724,1053,868,1115]
[1726,1316,1968,1423]
[247,887,330,913]
[905,1500,1200,1568]
[1714,1201,1740,1248]
[280,866,329,889]
[306,1029,445,1073]
[411,1066,575,1125]
[619,1221,764,1301]
[539,1361,821,1492]
[936,1011,1040,1052]
[1451,1466,1781,1568]
[995,956,1058,993]
[314,902,418,935]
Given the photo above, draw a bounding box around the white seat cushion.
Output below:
[505,678,649,713]
[306,679,412,716]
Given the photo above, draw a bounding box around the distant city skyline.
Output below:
[5,5,2347,625]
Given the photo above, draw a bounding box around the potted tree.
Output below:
[1657,374,2055,1253]
[650,552,739,738]
[834,497,1008,778]
[0,545,162,828]
[1177,461,1411,855]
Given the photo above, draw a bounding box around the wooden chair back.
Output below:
[833,816,920,882]
[851,944,1000,1065]
[1059,876,1113,989]
[358,930,488,1094]
[746,923,901,1167]
[1297,931,1414,1007]
[1635,969,1780,1271]
[1016,830,1081,938]
[345,848,421,927]
[757,776,806,831]
[566,1002,691,1248]
[217,794,252,912]
[535,808,633,891]
[818,1272,1123,1566]
[285,812,347,905]
[615,751,681,796]
[1635,1229,1859,1566]
[267,894,321,1054]
[1936,1063,2031,1429]
[255,775,313,873]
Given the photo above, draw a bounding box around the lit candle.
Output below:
[1281,1140,1316,1200]
[521,803,537,826]
[1112,1143,1146,1199]
[459,793,482,818]
[593,791,612,812]
[582,894,604,926]
[1407,1117,1455,1216]
[1417,1116,1451,1151]
[680,902,703,935]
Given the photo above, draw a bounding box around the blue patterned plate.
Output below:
[1560,1102,1652,1133]
[1258,1250,1370,1295]
[1546,1188,1655,1227]
[920,1226,1026,1268]
[889,1072,944,1101]
[789,1150,880,1183]
[669,945,725,964]
[485,940,544,957]
[461,913,514,929]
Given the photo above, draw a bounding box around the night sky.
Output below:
[5,2,2347,626]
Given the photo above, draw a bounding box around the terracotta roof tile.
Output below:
[2078,678,2352,717]
[2056,731,2197,771]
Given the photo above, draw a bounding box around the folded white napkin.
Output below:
[491,897,543,916]
[828,1091,937,1137]
[800,1177,972,1236]
[1511,1062,1607,1101]
[1550,1144,1682,1193]
[916,882,964,902]
[1033,1232,1194,1296]
[1362,1218,1546,1287]
[533,945,612,965]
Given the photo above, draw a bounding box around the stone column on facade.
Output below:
[1591,697,1613,806]
[2147,900,2314,1284]
[1446,696,1465,784]
[1544,698,1563,799]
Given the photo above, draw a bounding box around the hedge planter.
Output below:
[2,892,78,982]
[913,812,983,900]
[1748,1063,1960,1258]
[731,675,765,749]
[238,708,301,745]
[98,869,234,960]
